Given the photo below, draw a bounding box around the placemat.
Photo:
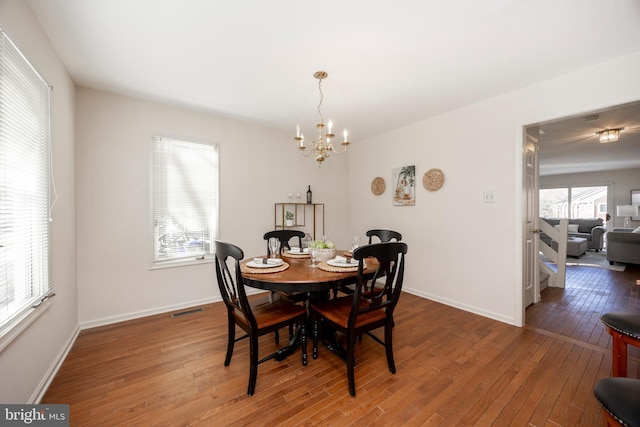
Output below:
[317,261,358,273]
[241,262,289,274]
[282,250,310,258]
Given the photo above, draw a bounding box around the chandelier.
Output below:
[294,71,350,165]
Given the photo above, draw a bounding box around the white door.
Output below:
[523,133,540,308]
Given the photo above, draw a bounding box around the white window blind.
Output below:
[0,28,52,337]
[152,136,218,264]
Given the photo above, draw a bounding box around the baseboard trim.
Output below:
[33,324,81,404]
[78,296,223,330]
[402,287,516,326]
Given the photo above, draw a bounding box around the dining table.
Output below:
[240,249,380,361]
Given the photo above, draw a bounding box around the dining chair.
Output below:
[366,229,402,244]
[310,241,407,396]
[339,229,402,297]
[263,229,308,306]
[263,230,305,255]
[593,377,640,426]
[214,240,307,396]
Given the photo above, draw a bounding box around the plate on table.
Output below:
[288,247,309,254]
[247,259,284,268]
[327,259,364,268]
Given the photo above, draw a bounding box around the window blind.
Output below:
[152,136,218,264]
[0,28,52,335]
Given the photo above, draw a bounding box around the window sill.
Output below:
[0,297,53,353]
[149,256,215,271]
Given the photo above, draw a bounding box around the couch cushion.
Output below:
[571,218,603,233]
[633,227,640,234]
[568,224,580,233]
[571,232,592,241]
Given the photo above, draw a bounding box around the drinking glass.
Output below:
[309,245,319,268]
[269,237,280,258]
[352,236,360,251]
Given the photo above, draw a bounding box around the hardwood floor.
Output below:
[43,263,640,426]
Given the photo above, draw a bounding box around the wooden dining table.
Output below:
[241,251,377,294]
[240,250,379,361]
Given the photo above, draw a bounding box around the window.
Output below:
[152,136,218,265]
[0,28,53,340]
[539,185,608,220]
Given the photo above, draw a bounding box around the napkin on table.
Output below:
[253,257,282,265]
[289,247,309,254]
[334,255,354,264]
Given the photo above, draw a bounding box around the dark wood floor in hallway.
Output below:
[526,262,640,377]
[42,263,640,426]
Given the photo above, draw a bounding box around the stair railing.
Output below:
[538,218,568,289]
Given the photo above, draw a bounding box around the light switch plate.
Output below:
[483,191,496,203]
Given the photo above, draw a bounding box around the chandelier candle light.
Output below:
[294,71,350,165]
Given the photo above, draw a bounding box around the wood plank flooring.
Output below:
[43,263,640,426]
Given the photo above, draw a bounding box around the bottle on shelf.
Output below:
[307,185,312,204]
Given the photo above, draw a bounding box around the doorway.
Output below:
[523,100,640,325]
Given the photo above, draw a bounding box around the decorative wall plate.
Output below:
[371,177,385,195]
[423,168,445,191]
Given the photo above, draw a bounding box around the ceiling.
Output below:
[25,0,640,174]
[532,101,640,176]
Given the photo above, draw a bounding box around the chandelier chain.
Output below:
[317,77,324,125]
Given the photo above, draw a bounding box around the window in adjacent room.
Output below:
[0,28,53,344]
[539,185,609,220]
[151,135,218,266]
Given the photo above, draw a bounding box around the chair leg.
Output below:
[225,314,235,366]
[611,331,628,377]
[312,317,319,360]
[247,335,259,396]
[274,329,279,345]
[385,320,396,374]
[347,332,357,396]
[301,321,307,366]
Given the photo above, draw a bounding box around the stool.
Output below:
[601,312,640,377]
[593,377,640,427]
[552,237,588,257]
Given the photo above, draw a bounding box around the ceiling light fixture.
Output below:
[294,71,350,165]
[597,128,622,143]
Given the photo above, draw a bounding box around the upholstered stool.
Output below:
[551,237,588,257]
[593,377,640,427]
[601,312,640,377]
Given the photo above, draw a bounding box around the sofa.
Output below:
[607,227,640,265]
[540,218,606,251]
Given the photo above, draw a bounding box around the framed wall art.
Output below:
[392,165,415,206]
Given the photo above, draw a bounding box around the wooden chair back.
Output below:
[263,229,305,254]
[352,241,407,323]
[366,229,402,244]
[214,240,257,329]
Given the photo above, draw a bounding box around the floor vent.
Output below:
[171,307,205,318]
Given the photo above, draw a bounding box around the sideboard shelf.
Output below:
[274,203,324,240]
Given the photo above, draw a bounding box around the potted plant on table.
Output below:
[285,210,295,227]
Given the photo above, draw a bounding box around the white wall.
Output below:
[0,0,77,403]
[349,51,640,326]
[75,88,350,327]
[541,167,640,229]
